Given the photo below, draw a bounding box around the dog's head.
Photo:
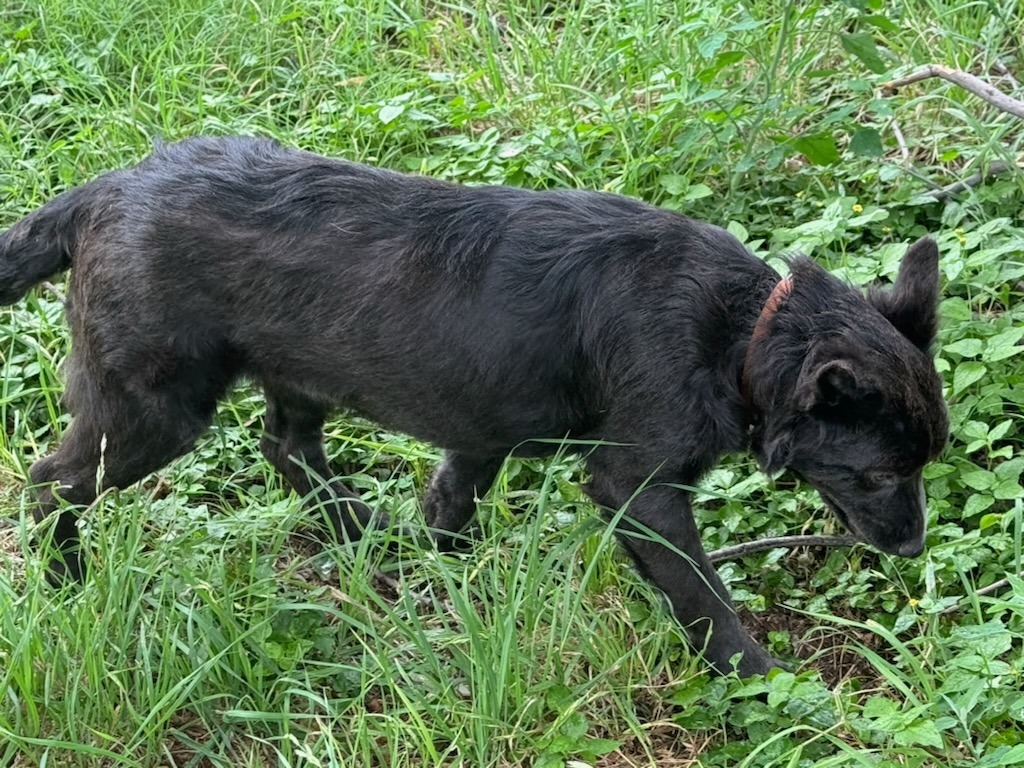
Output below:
[750,238,948,557]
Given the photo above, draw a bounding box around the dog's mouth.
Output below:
[818,491,922,557]
[819,491,859,539]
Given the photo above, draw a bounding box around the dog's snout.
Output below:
[897,538,925,558]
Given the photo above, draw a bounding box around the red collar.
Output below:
[742,277,793,406]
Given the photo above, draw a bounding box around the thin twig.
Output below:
[372,569,402,592]
[929,160,1020,201]
[708,535,860,563]
[882,64,1024,120]
[41,281,65,301]
[993,60,1020,91]
[890,117,910,162]
[941,570,1024,615]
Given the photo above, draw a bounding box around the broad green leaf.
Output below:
[979,512,1002,529]
[659,173,688,195]
[893,718,943,748]
[849,208,889,225]
[984,326,1024,361]
[791,133,840,165]
[862,14,900,34]
[727,221,749,243]
[939,297,972,322]
[964,493,995,516]
[716,50,747,66]
[993,480,1023,500]
[991,421,1015,444]
[960,469,996,491]
[961,420,990,440]
[840,32,888,74]
[952,361,986,394]
[849,128,884,157]
[697,49,746,84]
[977,744,1024,767]
[697,31,728,59]
[951,621,1014,656]
[994,456,1023,480]
[378,104,405,124]
[582,739,620,758]
[683,183,713,201]
[923,462,956,479]
[862,696,898,719]
[559,711,589,742]
[943,338,983,357]
[497,142,526,158]
[880,164,902,181]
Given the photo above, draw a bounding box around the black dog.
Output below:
[0,137,947,676]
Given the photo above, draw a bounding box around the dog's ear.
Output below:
[867,237,940,350]
[795,358,867,412]
[759,357,869,473]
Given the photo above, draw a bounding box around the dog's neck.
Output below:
[741,276,794,408]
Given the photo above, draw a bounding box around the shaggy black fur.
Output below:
[0,136,948,677]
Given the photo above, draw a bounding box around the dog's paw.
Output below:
[429,523,483,553]
[734,647,788,678]
[421,489,481,552]
[43,550,86,588]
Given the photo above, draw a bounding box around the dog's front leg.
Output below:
[423,452,504,550]
[587,469,780,677]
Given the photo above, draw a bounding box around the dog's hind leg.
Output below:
[29,372,219,584]
[586,458,780,677]
[260,391,384,542]
[29,426,99,584]
[422,452,503,550]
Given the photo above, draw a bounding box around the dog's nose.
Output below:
[897,539,925,557]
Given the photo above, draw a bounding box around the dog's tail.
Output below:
[0,183,97,305]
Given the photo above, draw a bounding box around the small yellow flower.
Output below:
[957,235,967,245]
[908,598,920,607]
[796,190,804,199]
[852,203,864,214]
[882,226,892,234]
[603,183,612,191]
[955,227,966,235]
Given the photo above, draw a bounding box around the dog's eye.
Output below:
[862,471,899,490]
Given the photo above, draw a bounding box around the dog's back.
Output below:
[4,137,768,454]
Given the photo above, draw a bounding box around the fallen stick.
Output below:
[929,160,1019,201]
[708,534,860,563]
[941,570,1024,615]
[882,64,1024,120]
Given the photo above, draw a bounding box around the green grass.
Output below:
[1,0,1023,765]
